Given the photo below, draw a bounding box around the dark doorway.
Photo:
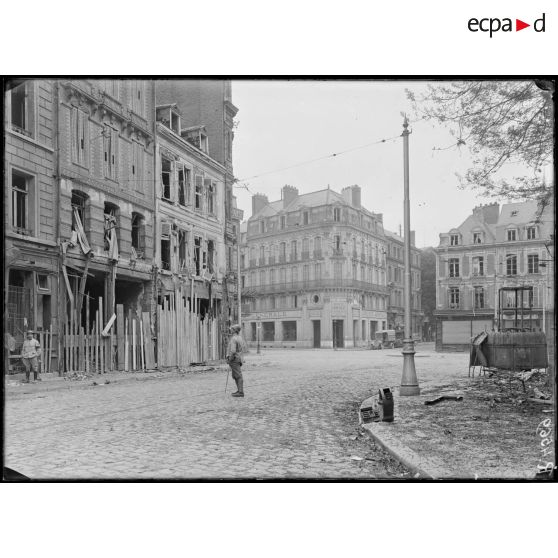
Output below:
[332,319,344,348]
[312,320,321,348]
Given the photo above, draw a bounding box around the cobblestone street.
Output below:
[5,345,467,479]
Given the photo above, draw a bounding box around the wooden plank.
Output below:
[139,317,145,371]
[142,312,155,369]
[132,318,137,370]
[102,313,117,336]
[116,304,125,371]
[99,297,105,374]
[124,317,129,372]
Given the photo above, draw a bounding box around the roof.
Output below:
[497,201,539,226]
[250,187,376,220]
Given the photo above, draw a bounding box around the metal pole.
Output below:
[237,222,242,327]
[400,115,420,396]
[257,319,261,354]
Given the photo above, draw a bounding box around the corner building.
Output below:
[434,200,554,351]
[241,185,389,348]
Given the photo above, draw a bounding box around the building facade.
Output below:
[154,101,228,317]
[434,201,554,351]
[5,80,59,370]
[240,185,389,348]
[4,78,242,376]
[384,230,423,339]
[57,79,157,357]
[154,80,242,324]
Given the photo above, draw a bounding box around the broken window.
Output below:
[161,157,172,201]
[131,212,145,258]
[195,175,203,210]
[205,179,216,215]
[104,202,119,259]
[160,222,171,270]
[9,81,34,137]
[207,240,215,273]
[178,230,189,271]
[472,232,482,244]
[11,169,32,235]
[177,165,190,206]
[194,236,202,275]
[171,110,180,134]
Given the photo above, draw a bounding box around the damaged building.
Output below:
[5,79,59,373]
[4,79,243,376]
[57,79,156,370]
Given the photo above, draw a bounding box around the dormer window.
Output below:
[181,126,209,153]
[450,234,459,246]
[156,104,181,134]
[472,232,482,244]
[507,229,517,242]
[526,226,536,240]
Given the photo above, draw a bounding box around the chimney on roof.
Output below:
[341,185,361,208]
[281,185,299,208]
[252,193,269,216]
[473,202,499,224]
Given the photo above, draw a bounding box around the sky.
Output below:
[230,80,535,249]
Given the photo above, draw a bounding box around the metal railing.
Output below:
[242,278,387,295]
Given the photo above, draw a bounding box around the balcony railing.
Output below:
[268,256,276,265]
[332,248,344,257]
[313,249,323,259]
[242,278,387,295]
[279,255,286,263]
[301,251,310,261]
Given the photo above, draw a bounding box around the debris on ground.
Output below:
[350,455,364,461]
[533,387,551,400]
[425,395,464,405]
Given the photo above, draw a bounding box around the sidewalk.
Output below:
[4,362,229,396]
[360,370,554,480]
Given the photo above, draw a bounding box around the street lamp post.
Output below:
[400,115,420,396]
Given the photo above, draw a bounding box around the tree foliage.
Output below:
[407,80,554,201]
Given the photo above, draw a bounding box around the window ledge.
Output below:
[7,128,54,153]
[6,231,57,247]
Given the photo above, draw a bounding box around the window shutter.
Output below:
[486,253,495,275]
[161,222,171,238]
[438,257,446,278]
[519,251,524,274]
[462,255,469,277]
[71,108,78,162]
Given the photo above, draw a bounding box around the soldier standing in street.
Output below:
[226,324,245,398]
[21,330,42,383]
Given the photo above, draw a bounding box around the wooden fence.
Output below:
[61,291,220,374]
[157,289,221,367]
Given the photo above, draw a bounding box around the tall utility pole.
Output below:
[400,115,420,396]
[237,224,241,327]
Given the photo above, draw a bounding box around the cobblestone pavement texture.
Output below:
[5,344,466,479]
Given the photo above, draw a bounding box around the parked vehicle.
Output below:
[373,329,405,349]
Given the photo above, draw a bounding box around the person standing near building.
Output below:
[21,330,41,383]
[226,324,245,398]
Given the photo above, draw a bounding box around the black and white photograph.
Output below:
[3,78,555,481]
